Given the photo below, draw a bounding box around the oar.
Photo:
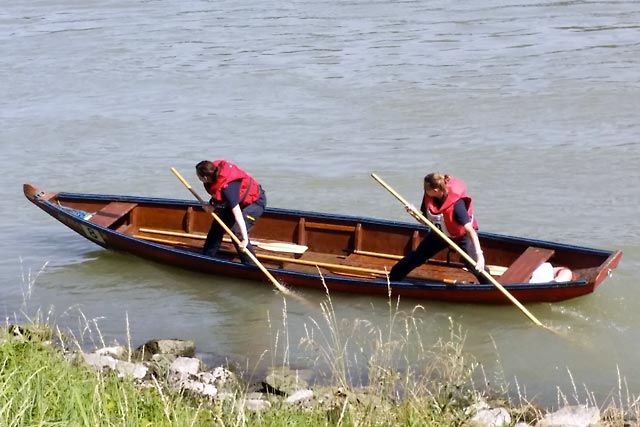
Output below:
[137,228,308,254]
[171,167,296,298]
[371,173,547,328]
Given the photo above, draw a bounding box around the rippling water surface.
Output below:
[2,0,639,407]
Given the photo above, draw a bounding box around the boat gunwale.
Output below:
[22,185,611,302]
[54,191,617,258]
[48,191,595,290]
[48,204,592,293]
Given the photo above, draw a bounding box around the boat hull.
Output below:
[24,184,623,304]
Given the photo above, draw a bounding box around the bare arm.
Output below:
[464,222,485,272]
[231,204,249,250]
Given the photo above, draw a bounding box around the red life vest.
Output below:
[203,160,261,208]
[421,176,478,239]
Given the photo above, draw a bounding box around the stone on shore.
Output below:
[262,366,311,395]
[537,405,601,427]
[133,338,196,361]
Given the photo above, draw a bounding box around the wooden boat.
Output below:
[23,183,622,304]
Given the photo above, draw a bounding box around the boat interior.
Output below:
[37,190,612,285]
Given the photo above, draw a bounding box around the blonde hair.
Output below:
[423,173,449,192]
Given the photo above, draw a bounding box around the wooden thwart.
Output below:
[90,202,137,228]
[498,246,555,284]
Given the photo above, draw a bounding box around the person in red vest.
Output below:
[195,160,266,264]
[389,173,490,284]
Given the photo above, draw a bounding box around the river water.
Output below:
[2,0,639,408]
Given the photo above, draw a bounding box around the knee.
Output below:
[388,264,405,282]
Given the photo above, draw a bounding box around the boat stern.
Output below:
[593,249,623,289]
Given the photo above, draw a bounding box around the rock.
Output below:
[147,353,178,378]
[537,405,601,427]
[262,366,309,395]
[471,407,511,427]
[180,380,218,400]
[115,361,148,379]
[95,346,127,360]
[245,399,272,412]
[82,352,118,370]
[285,389,314,405]
[197,366,238,391]
[170,356,202,377]
[133,339,196,361]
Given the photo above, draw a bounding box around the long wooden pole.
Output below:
[353,249,508,276]
[134,233,381,275]
[171,167,296,298]
[135,233,461,283]
[371,173,546,327]
[138,227,308,254]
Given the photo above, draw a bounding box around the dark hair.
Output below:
[195,160,219,179]
[424,172,449,192]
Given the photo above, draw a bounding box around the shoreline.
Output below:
[2,322,632,427]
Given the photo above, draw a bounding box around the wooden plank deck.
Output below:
[498,246,555,284]
[90,202,137,228]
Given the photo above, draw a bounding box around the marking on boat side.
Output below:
[81,224,106,244]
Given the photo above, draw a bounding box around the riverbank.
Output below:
[0,322,511,427]
[2,296,637,427]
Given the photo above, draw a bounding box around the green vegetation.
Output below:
[1,297,508,427]
[0,333,213,426]
[3,307,638,426]
[0,324,497,427]
[2,273,636,427]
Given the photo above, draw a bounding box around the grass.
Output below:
[2,264,639,426]
[0,333,216,426]
[0,329,481,427]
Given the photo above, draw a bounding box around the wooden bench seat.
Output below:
[90,202,137,228]
[498,246,555,284]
